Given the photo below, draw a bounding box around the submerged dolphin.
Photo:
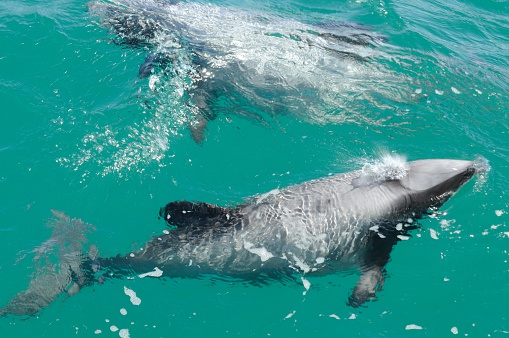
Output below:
[1,156,486,316]
[87,0,404,142]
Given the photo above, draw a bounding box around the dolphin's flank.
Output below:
[1,156,487,316]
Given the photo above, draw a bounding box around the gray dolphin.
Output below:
[87,0,400,143]
[1,156,486,316]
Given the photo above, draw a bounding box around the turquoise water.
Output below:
[1,0,508,336]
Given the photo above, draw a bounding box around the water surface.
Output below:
[0,0,508,336]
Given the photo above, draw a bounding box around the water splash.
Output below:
[472,156,491,192]
[357,153,409,185]
[56,71,189,179]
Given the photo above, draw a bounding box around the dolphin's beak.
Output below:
[389,157,489,214]
[458,164,476,187]
[400,159,477,193]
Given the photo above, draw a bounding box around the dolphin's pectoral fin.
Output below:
[348,227,398,307]
[160,200,239,228]
[188,114,210,144]
[188,87,218,143]
[348,266,385,307]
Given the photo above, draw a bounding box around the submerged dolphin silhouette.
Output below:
[1,156,486,316]
[88,0,397,142]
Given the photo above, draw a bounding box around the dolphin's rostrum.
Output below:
[1,156,487,316]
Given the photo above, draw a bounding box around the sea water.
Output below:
[0,0,508,336]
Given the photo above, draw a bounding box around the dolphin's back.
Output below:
[237,174,404,274]
[153,169,414,275]
[1,157,482,315]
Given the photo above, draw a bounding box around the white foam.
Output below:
[290,254,310,273]
[301,277,311,295]
[451,326,459,335]
[329,314,340,320]
[110,325,119,332]
[284,311,296,319]
[315,257,325,264]
[451,87,461,94]
[124,286,141,306]
[243,241,274,262]
[440,219,455,230]
[435,89,444,95]
[397,235,410,241]
[495,210,505,217]
[120,308,127,316]
[430,229,439,240]
[406,324,423,330]
[395,223,403,231]
[94,330,102,334]
[369,225,379,232]
[138,267,163,278]
[348,314,357,320]
[119,329,130,338]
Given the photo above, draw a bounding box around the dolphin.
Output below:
[87,0,404,143]
[1,156,487,316]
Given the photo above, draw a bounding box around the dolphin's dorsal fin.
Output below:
[160,200,239,228]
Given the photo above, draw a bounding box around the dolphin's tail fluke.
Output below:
[1,211,97,317]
